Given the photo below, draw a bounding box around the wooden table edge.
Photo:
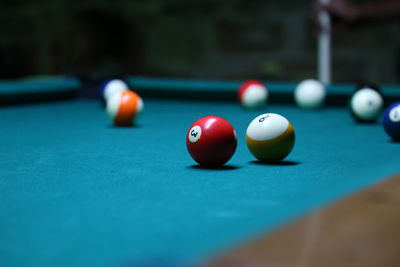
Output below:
[206,174,400,267]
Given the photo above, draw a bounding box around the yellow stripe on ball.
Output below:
[246,114,295,162]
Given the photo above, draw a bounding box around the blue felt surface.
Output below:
[0,99,399,267]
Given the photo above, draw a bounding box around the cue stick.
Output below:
[318,0,332,85]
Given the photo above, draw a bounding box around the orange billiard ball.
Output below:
[106,90,143,126]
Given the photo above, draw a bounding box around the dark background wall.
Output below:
[0,0,399,83]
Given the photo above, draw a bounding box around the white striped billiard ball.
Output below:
[246,113,295,162]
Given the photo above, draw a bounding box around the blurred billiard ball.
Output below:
[99,79,129,103]
[294,79,326,109]
[383,101,400,141]
[350,86,383,123]
[106,90,143,126]
[238,80,269,109]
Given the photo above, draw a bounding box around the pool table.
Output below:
[1,77,399,267]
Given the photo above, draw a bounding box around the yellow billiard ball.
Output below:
[246,113,295,162]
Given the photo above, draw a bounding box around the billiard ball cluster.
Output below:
[239,78,327,110]
[99,79,144,126]
[186,78,399,167]
[292,80,399,141]
[186,113,295,167]
[99,77,398,167]
[347,83,400,141]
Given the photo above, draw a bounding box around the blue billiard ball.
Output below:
[383,101,400,141]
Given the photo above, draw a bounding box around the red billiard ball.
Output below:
[238,80,268,109]
[186,116,237,166]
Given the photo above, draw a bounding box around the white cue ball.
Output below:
[294,79,326,109]
[350,88,383,121]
